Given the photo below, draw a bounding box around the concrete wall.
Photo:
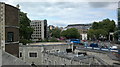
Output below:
[0,49,2,66]
[2,50,30,65]
[19,44,71,65]
[19,44,98,65]
[20,47,43,65]
[0,2,5,50]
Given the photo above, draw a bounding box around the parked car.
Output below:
[70,39,80,44]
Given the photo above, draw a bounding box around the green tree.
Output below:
[87,29,95,40]
[61,28,80,39]
[95,29,108,39]
[51,27,61,38]
[91,18,116,33]
[19,12,34,44]
[88,29,108,40]
[89,18,116,40]
[91,22,99,29]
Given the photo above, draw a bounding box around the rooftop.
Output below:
[27,42,67,46]
[31,19,47,22]
[0,2,19,10]
[67,24,91,27]
[43,51,108,65]
[19,43,68,47]
[0,49,30,66]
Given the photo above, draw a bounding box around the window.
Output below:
[20,52,22,57]
[7,32,14,42]
[29,52,37,57]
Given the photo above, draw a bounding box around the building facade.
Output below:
[30,20,47,41]
[19,43,104,65]
[66,24,91,40]
[0,2,19,57]
[118,2,120,30]
[0,2,6,50]
[19,44,71,65]
[118,2,120,42]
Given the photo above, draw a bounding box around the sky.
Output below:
[1,0,120,27]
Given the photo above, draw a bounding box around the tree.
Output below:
[88,29,108,40]
[89,18,116,40]
[91,18,116,33]
[91,22,99,29]
[61,28,80,39]
[87,29,96,40]
[19,12,34,44]
[95,29,108,40]
[51,27,61,38]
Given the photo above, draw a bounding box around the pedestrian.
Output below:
[84,41,88,48]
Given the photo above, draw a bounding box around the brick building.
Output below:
[0,2,19,57]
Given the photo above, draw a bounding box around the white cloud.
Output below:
[1,1,117,27]
[7,0,120,2]
[105,2,118,10]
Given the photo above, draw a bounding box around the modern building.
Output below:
[30,20,47,41]
[66,24,91,40]
[118,2,120,42]
[0,2,19,57]
[118,2,120,30]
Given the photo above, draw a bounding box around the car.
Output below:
[79,43,84,45]
[70,39,80,44]
[110,46,117,50]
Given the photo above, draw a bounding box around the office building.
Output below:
[118,2,120,30]
[30,20,47,41]
[0,2,19,57]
